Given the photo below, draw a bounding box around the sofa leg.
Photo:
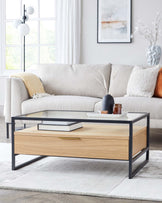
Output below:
[6,123,10,139]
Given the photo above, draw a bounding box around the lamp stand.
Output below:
[23,36,25,72]
[14,4,34,72]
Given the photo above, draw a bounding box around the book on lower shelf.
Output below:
[37,121,83,132]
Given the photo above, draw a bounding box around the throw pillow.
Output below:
[126,66,159,97]
[154,67,162,97]
[11,72,46,98]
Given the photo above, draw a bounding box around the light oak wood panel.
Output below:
[15,124,145,139]
[133,127,147,156]
[14,124,147,160]
[15,135,129,160]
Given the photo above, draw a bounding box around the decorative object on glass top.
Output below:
[113,104,122,114]
[97,0,132,43]
[102,94,114,114]
[134,13,162,66]
[14,5,34,72]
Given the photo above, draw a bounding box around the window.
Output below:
[5,0,56,73]
[0,0,6,75]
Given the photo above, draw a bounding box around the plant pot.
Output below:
[147,45,161,66]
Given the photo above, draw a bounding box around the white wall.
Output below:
[81,0,162,65]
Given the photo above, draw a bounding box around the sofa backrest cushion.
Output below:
[154,67,162,98]
[127,66,159,97]
[37,64,111,98]
[109,64,134,97]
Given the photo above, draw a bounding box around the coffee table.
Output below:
[11,111,150,179]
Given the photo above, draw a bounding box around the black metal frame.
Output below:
[11,112,150,179]
[128,114,150,178]
[6,123,10,139]
[97,0,132,43]
[6,123,27,139]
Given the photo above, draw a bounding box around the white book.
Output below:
[37,122,82,132]
[41,121,77,126]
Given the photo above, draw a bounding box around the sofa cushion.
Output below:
[126,66,159,97]
[94,97,162,119]
[37,64,111,98]
[109,64,134,97]
[154,67,162,98]
[22,95,101,115]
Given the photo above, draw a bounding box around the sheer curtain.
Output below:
[56,0,81,64]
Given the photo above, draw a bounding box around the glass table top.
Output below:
[14,110,148,123]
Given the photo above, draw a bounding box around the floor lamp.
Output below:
[14,5,34,72]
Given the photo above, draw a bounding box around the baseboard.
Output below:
[0,105,4,117]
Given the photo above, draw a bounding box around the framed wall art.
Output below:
[97,0,132,43]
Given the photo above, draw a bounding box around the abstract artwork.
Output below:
[97,0,132,43]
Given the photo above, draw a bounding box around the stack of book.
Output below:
[37,121,82,132]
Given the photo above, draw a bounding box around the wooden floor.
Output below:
[0,117,162,203]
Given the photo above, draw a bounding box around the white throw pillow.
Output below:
[126,66,159,97]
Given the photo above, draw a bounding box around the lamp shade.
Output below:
[14,19,22,28]
[18,24,30,36]
[27,6,34,15]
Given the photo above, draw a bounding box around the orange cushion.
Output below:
[154,67,162,97]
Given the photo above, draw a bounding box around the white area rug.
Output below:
[0,143,162,201]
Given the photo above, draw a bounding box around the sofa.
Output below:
[4,63,162,132]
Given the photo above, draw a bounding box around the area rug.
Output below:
[0,143,162,202]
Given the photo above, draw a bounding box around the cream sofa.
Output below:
[4,64,162,133]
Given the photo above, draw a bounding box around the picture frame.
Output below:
[97,0,132,43]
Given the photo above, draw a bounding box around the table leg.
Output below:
[129,123,133,179]
[146,114,150,161]
[11,118,46,170]
[11,118,15,170]
[129,115,150,179]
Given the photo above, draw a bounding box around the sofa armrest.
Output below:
[4,77,29,123]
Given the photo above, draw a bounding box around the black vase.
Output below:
[102,94,114,114]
